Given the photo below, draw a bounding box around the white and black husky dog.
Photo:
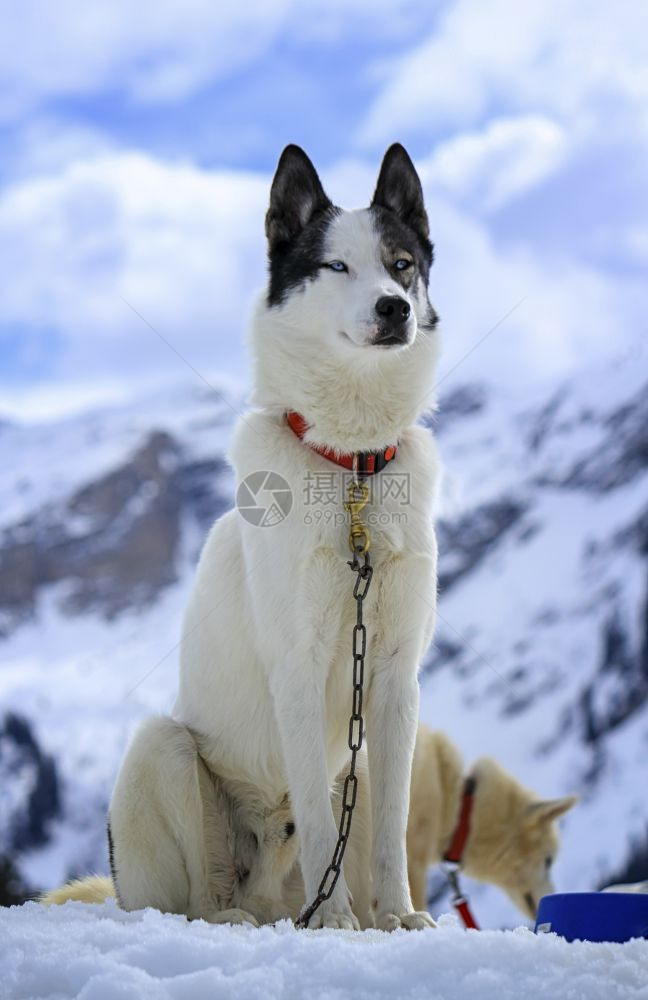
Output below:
[107,144,441,931]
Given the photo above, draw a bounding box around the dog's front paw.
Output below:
[299,875,359,930]
[307,906,360,931]
[300,894,360,931]
[375,909,436,932]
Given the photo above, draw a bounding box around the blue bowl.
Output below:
[535,892,648,943]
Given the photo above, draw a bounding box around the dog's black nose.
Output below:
[375,296,411,325]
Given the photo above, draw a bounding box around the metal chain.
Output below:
[295,477,373,929]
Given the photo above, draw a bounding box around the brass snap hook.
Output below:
[344,479,371,554]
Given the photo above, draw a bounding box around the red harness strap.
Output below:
[285,410,397,477]
[442,776,480,930]
[454,898,479,930]
[444,776,476,864]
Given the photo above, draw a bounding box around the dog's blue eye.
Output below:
[327,261,347,272]
[394,259,412,270]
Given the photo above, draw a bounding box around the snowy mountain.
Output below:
[0,351,646,926]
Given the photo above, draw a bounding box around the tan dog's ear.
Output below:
[526,795,579,823]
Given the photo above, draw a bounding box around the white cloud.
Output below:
[621,227,648,267]
[426,198,643,386]
[0,153,269,383]
[420,116,567,213]
[3,116,115,182]
[362,0,648,143]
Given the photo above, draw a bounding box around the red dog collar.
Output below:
[285,410,397,476]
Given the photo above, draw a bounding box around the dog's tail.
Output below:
[40,875,116,906]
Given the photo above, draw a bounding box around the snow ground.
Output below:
[1,901,647,1000]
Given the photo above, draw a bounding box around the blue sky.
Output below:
[1,0,646,419]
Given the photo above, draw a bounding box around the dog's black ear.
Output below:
[372,144,429,242]
[266,145,332,251]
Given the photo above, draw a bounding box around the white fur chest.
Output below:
[231,413,439,774]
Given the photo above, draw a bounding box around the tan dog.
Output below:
[407,724,577,918]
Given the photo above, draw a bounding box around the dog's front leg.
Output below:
[271,664,359,930]
[367,647,435,932]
